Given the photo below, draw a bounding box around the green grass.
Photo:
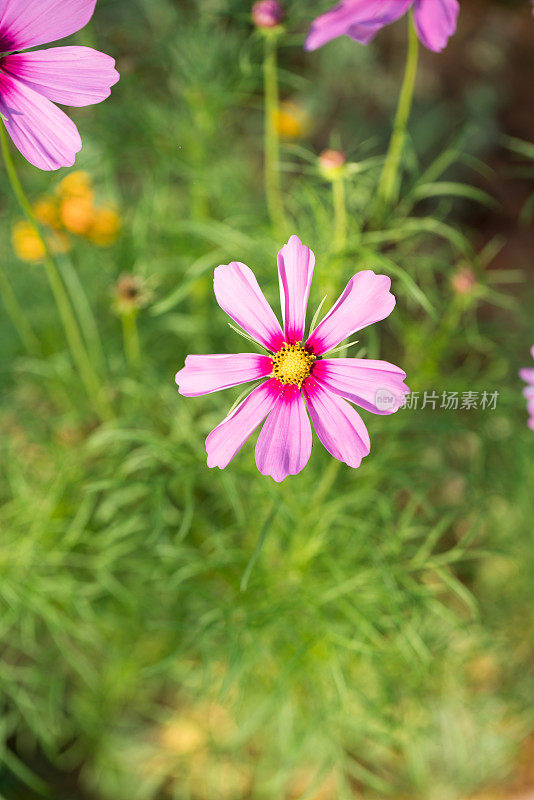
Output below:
[0,1,533,798]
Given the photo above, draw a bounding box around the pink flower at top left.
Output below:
[0,0,119,170]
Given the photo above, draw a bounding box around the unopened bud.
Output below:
[451,267,476,295]
[252,0,283,29]
[319,148,346,178]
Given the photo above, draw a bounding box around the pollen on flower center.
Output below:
[271,342,315,386]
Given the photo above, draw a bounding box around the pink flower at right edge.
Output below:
[305,0,459,54]
[519,345,534,431]
[176,235,410,483]
[0,0,119,170]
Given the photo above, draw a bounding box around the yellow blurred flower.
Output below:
[33,195,60,229]
[273,101,310,139]
[12,221,46,262]
[88,207,121,246]
[12,221,72,262]
[60,195,96,235]
[56,170,94,202]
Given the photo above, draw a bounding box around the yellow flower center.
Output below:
[271,342,315,386]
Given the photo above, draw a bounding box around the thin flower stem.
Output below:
[376,12,419,213]
[0,123,113,421]
[121,310,141,371]
[240,501,278,592]
[263,29,286,235]
[332,174,348,253]
[0,263,41,355]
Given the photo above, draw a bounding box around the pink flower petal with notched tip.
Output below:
[278,235,315,344]
[306,270,395,355]
[305,0,412,51]
[312,358,409,413]
[0,72,81,169]
[0,0,97,51]
[176,353,272,397]
[214,262,285,352]
[206,379,279,470]
[255,383,312,482]
[413,0,459,53]
[303,375,371,468]
[2,47,119,107]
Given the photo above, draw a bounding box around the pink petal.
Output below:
[0,0,96,50]
[519,368,534,384]
[306,270,395,355]
[305,0,412,51]
[303,376,370,468]
[0,73,81,170]
[214,262,284,352]
[312,358,409,414]
[528,417,534,431]
[277,235,315,344]
[176,353,272,397]
[2,47,119,108]
[206,379,278,470]
[413,0,459,52]
[530,345,534,360]
[255,383,312,482]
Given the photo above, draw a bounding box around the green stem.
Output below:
[332,174,347,253]
[0,264,41,355]
[263,29,285,234]
[240,502,277,592]
[0,123,112,421]
[121,310,141,371]
[376,12,419,211]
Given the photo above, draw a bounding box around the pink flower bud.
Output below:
[252,0,283,29]
[451,267,476,295]
[319,149,346,172]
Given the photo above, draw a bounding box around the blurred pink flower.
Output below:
[519,346,534,431]
[305,0,459,53]
[0,0,119,170]
[176,236,409,482]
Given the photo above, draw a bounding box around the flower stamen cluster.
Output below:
[271,342,315,386]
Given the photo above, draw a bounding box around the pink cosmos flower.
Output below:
[305,0,459,53]
[0,0,119,170]
[175,236,409,482]
[519,345,534,431]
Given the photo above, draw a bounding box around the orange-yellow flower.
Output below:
[56,170,95,203]
[273,102,310,139]
[60,195,96,235]
[33,196,60,229]
[12,221,46,262]
[88,207,121,246]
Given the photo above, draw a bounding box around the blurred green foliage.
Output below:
[0,1,533,799]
